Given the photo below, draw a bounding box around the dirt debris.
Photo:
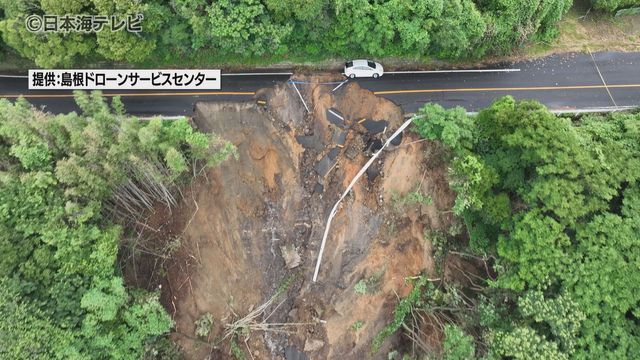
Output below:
[281,244,302,270]
[130,74,457,359]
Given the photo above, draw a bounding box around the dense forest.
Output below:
[0,93,236,358]
[1,0,637,67]
[389,98,640,359]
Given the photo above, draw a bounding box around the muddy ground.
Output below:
[128,75,457,359]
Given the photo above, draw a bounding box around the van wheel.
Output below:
[349,74,356,79]
[372,73,379,79]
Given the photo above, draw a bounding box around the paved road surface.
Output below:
[0,51,638,115]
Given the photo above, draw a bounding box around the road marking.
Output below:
[0,72,291,78]
[137,116,187,120]
[327,109,344,121]
[291,80,345,85]
[289,81,309,112]
[385,68,520,74]
[373,83,640,95]
[2,83,639,99]
[549,106,637,114]
[331,79,348,92]
[222,72,292,76]
[0,91,255,98]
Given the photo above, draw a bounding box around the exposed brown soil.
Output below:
[126,75,457,359]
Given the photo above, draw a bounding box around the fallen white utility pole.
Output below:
[312,115,418,282]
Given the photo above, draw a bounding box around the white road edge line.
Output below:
[312,116,417,283]
[0,73,294,78]
[549,106,636,114]
[290,81,309,113]
[327,109,344,121]
[222,72,293,76]
[137,116,187,120]
[1,69,520,79]
[385,69,520,74]
[462,106,637,116]
[331,79,348,92]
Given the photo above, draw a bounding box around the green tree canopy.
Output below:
[0,0,573,66]
[591,0,640,12]
[413,98,640,358]
[0,92,235,358]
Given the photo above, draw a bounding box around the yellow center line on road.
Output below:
[1,83,639,99]
[373,83,640,95]
[0,91,256,98]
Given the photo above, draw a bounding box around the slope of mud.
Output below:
[151,75,456,359]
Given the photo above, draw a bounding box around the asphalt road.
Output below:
[1,51,638,116]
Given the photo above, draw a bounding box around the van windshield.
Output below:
[367,61,376,68]
[346,61,353,68]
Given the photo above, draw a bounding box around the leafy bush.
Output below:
[351,320,364,331]
[443,325,475,360]
[195,313,214,338]
[372,276,429,352]
[354,280,367,295]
